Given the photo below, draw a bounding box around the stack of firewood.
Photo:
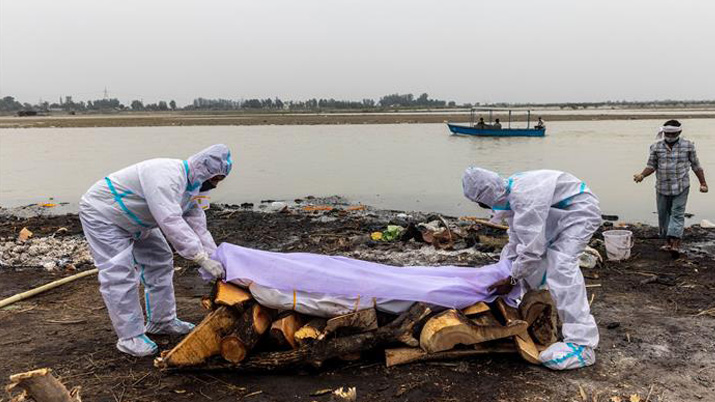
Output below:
[154,282,558,371]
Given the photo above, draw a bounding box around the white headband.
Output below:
[656,125,682,139]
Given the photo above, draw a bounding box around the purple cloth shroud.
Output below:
[213,243,521,308]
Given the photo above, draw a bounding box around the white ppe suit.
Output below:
[462,167,602,370]
[79,144,232,343]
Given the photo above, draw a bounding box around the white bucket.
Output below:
[602,230,634,261]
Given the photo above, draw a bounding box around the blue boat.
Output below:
[447,108,546,137]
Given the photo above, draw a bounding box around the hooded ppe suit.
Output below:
[462,167,601,370]
[79,144,232,353]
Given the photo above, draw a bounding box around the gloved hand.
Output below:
[193,252,225,279]
[701,183,709,193]
[633,173,644,183]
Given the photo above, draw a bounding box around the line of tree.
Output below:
[2,94,713,114]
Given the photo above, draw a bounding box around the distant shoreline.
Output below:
[1,110,714,129]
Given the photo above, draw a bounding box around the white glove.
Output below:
[193,252,225,279]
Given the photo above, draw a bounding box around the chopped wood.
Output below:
[6,368,81,402]
[155,306,240,368]
[419,308,527,353]
[167,303,432,371]
[269,312,303,349]
[518,290,559,346]
[319,308,378,340]
[220,304,275,363]
[385,342,517,367]
[495,298,541,364]
[294,318,327,347]
[213,281,252,308]
[461,302,490,316]
[200,295,214,310]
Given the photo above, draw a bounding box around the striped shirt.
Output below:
[647,138,702,195]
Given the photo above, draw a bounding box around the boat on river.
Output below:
[447,108,545,137]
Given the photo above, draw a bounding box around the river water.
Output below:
[0,119,713,224]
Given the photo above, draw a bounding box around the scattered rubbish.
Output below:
[695,307,715,317]
[370,225,404,242]
[310,388,333,396]
[331,387,357,402]
[601,214,619,221]
[18,227,33,242]
[579,246,602,269]
[244,390,263,398]
[268,202,289,212]
[0,235,91,269]
[700,219,715,229]
[347,205,366,211]
[603,230,634,261]
[382,225,404,241]
[303,205,334,212]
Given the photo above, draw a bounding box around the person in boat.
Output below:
[492,118,502,129]
[79,144,232,357]
[475,117,487,129]
[535,117,545,129]
[633,120,708,254]
[462,167,601,370]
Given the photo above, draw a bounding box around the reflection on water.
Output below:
[0,119,713,224]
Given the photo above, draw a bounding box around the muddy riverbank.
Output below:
[0,201,714,401]
[2,110,715,129]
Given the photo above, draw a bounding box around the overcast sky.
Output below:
[1,0,713,106]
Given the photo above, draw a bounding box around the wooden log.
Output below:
[5,368,81,402]
[518,290,559,346]
[294,318,327,347]
[461,302,490,316]
[200,295,214,310]
[385,342,517,367]
[0,269,98,309]
[220,304,275,363]
[470,309,501,327]
[213,281,252,308]
[166,303,432,371]
[154,306,239,368]
[318,308,378,340]
[495,298,540,364]
[419,309,528,353]
[269,312,303,349]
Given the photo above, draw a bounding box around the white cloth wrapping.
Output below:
[212,243,523,318]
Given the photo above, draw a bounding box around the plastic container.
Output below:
[602,230,634,261]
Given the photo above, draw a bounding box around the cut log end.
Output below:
[419,309,527,354]
[220,335,248,364]
[6,368,80,402]
[214,281,252,308]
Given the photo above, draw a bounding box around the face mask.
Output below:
[664,135,679,144]
[200,181,217,192]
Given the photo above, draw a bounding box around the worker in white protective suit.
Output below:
[79,144,232,357]
[462,167,602,370]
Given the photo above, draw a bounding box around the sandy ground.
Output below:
[1,110,715,128]
[0,202,714,402]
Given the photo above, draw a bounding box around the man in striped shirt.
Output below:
[634,120,708,253]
